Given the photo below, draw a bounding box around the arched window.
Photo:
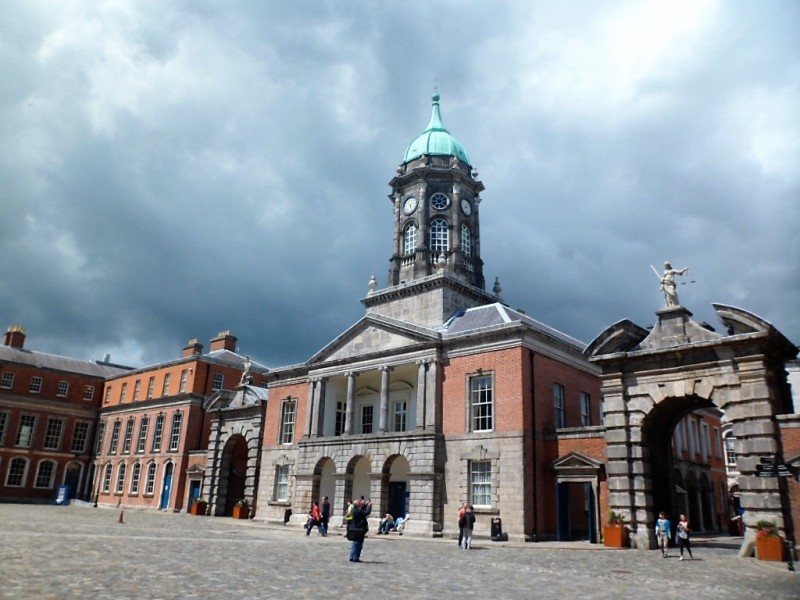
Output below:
[34,460,56,488]
[145,462,158,495]
[430,219,449,254]
[130,462,142,495]
[6,457,28,487]
[403,222,418,255]
[461,224,472,257]
[115,462,127,494]
[102,463,113,493]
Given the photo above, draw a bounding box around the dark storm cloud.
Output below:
[1,1,797,369]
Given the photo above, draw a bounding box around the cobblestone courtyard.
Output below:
[0,504,796,599]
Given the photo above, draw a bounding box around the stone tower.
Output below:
[363,93,499,328]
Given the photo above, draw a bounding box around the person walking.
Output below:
[306,502,322,536]
[346,498,372,562]
[655,512,672,557]
[676,514,693,560]
[320,496,330,536]
[461,505,476,549]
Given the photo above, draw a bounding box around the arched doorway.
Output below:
[223,435,249,516]
[160,462,174,510]
[586,304,797,554]
[64,462,82,500]
[383,454,410,519]
[345,455,372,504]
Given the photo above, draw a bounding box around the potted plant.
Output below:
[232,498,250,520]
[755,520,786,561]
[603,511,629,548]
[191,497,207,516]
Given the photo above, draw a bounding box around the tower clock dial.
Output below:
[460,198,472,216]
[403,196,418,215]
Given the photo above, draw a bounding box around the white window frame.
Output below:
[460,224,472,257]
[71,421,91,453]
[469,460,492,507]
[122,418,134,454]
[94,422,106,454]
[136,416,150,454]
[109,420,121,455]
[57,381,69,397]
[403,222,418,255]
[162,373,172,396]
[102,463,113,493]
[393,400,407,432]
[145,462,157,496]
[147,377,155,399]
[280,400,296,445]
[133,380,142,401]
[469,374,494,432]
[29,376,43,394]
[6,457,29,487]
[1,372,13,389]
[43,418,64,450]
[34,460,56,489]
[130,462,142,495]
[120,383,128,403]
[275,465,290,501]
[168,412,183,451]
[360,404,374,435]
[115,462,127,494]
[212,372,224,391]
[152,414,165,452]
[16,415,36,447]
[430,218,449,254]
[104,387,112,404]
[179,370,189,393]
[334,401,346,437]
[83,385,95,401]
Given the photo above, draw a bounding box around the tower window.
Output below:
[430,219,449,254]
[461,224,472,257]
[403,222,418,255]
[430,193,450,210]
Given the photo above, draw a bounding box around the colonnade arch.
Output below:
[586,304,797,555]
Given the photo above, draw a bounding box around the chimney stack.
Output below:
[182,338,204,357]
[4,325,26,349]
[210,330,237,352]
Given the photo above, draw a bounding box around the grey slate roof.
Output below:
[442,303,587,350]
[0,346,130,378]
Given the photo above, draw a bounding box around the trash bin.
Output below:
[491,517,502,540]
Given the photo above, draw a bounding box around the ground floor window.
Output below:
[275,465,290,501]
[102,463,113,493]
[145,463,157,495]
[6,457,27,487]
[34,460,56,488]
[130,463,142,495]
[115,463,127,494]
[469,460,492,507]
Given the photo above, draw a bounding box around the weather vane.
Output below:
[651,261,694,308]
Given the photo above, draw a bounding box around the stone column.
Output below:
[344,371,357,435]
[415,360,428,429]
[424,359,439,430]
[379,366,391,433]
[316,378,327,437]
[306,379,318,438]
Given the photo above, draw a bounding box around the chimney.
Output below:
[210,330,237,352]
[4,325,26,349]
[182,338,204,357]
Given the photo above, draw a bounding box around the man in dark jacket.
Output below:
[321,496,331,536]
[347,498,372,562]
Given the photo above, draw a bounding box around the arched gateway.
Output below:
[586,304,797,556]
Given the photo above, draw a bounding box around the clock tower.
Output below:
[363,93,499,327]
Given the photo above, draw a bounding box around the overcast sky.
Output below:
[2,0,798,369]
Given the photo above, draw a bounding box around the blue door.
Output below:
[160,463,174,510]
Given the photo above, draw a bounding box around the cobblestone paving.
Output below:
[0,504,797,599]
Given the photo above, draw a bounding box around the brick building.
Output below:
[0,326,128,503]
[92,331,268,514]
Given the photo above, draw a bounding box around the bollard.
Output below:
[118,510,124,524]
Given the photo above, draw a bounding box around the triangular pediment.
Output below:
[309,314,439,364]
[550,451,604,472]
[205,385,268,411]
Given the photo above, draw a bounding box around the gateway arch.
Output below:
[586,303,797,556]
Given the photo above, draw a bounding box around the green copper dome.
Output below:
[403,93,471,166]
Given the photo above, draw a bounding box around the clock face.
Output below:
[461,198,472,216]
[403,196,418,215]
[430,192,450,210]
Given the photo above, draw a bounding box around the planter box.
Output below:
[756,536,786,561]
[190,503,207,516]
[603,525,629,548]
[232,505,250,519]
